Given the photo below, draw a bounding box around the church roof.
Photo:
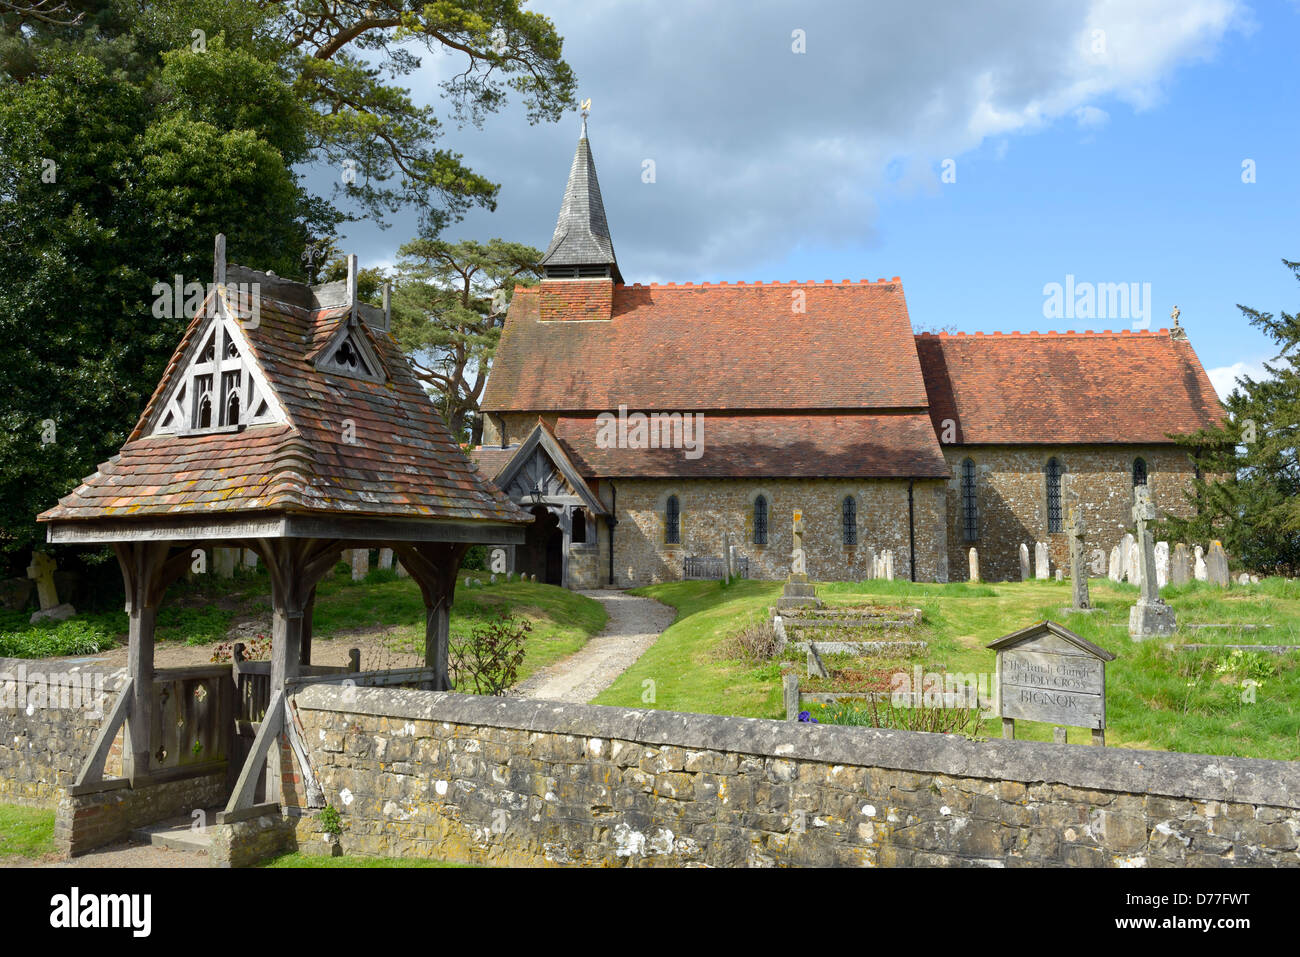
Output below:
[915,329,1226,445]
[483,278,930,412]
[549,412,949,479]
[538,120,621,281]
[40,264,530,526]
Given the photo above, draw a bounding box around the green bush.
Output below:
[0,614,122,658]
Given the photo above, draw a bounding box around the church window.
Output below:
[665,496,680,545]
[842,496,857,546]
[961,459,978,542]
[753,495,768,545]
[1045,458,1062,533]
[572,507,588,544]
[1133,457,1148,488]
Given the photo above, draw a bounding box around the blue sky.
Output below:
[319,0,1299,400]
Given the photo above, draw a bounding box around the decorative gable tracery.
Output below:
[149,307,284,437]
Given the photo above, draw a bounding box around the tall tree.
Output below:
[1158,259,1300,575]
[392,237,540,444]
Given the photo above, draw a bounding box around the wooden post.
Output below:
[1002,717,1015,740]
[1053,727,1068,744]
[393,542,470,691]
[299,585,317,666]
[348,648,361,673]
[1092,728,1106,747]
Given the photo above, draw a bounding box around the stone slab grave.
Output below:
[27,550,75,624]
[780,603,927,657]
[777,509,822,611]
[988,619,1116,745]
[1128,487,1176,639]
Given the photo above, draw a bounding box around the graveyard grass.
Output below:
[1,564,607,683]
[0,803,56,860]
[594,577,1300,761]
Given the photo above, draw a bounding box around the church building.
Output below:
[471,124,1225,587]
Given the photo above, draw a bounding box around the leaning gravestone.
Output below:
[1035,542,1050,580]
[1194,545,1207,581]
[988,620,1115,746]
[1019,543,1031,582]
[1206,541,1230,587]
[1108,545,1122,583]
[1170,543,1192,586]
[1128,487,1176,638]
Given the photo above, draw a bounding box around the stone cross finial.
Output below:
[26,551,59,610]
[1170,305,1180,327]
[1132,485,1156,525]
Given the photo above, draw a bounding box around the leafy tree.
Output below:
[391,236,540,443]
[1158,259,1300,575]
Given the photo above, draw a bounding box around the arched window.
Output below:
[665,496,680,545]
[1045,458,1062,533]
[572,506,588,544]
[842,496,857,546]
[1133,457,1148,488]
[753,495,768,545]
[226,391,240,426]
[961,458,978,542]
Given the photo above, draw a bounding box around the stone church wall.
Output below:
[940,445,1202,582]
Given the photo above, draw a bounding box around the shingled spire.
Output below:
[539,116,622,284]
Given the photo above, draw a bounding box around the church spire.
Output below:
[539,114,622,284]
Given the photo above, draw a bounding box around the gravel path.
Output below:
[512,590,675,704]
[2,840,208,869]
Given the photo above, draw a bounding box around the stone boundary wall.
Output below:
[287,686,1300,867]
[0,657,126,807]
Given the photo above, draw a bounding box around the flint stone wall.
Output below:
[288,685,1300,868]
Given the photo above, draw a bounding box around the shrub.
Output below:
[817,696,984,736]
[727,614,780,661]
[210,634,272,663]
[449,610,530,695]
[0,615,121,658]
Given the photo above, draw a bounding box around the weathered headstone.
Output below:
[723,532,733,581]
[864,546,876,580]
[1171,543,1192,586]
[395,559,409,579]
[377,548,394,571]
[806,643,829,678]
[1193,545,1207,582]
[884,549,895,582]
[214,547,239,579]
[350,548,369,581]
[968,547,979,583]
[25,551,59,610]
[1119,532,1135,583]
[1238,573,1250,585]
[1155,541,1170,589]
[1066,508,1090,611]
[1034,541,1050,580]
[1128,487,1176,638]
[243,549,259,569]
[1108,545,1122,583]
[489,573,497,584]
[1126,537,1141,587]
[1206,541,1229,587]
[988,620,1115,745]
[1019,543,1031,582]
[1055,568,1063,582]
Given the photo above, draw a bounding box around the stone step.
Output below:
[129,808,221,854]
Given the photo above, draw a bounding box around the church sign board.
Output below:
[987,620,1116,745]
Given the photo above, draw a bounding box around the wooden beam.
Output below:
[72,678,133,788]
[225,690,284,814]
[46,514,527,545]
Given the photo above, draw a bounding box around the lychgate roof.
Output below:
[40,263,530,527]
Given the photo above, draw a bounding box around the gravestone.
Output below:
[214,547,239,579]
[1034,542,1050,580]
[1171,543,1192,586]
[1019,543,1030,582]
[1206,541,1230,587]
[377,548,394,571]
[1108,545,1122,583]
[27,551,75,623]
[1155,541,1170,589]
[1119,532,1135,582]
[778,509,821,610]
[968,547,979,583]
[395,559,409,579]
[723,532,733,581]
[1193,545,1207,582]
[884,549,895,582]
[350,548,369,581]
[864,546,876,580]
[1238,573,1250,585]
[1066,508,1090,611]
[489,573,497,584]
[1055,569,1063,582]
[806,643,829,678]
[1128,487,1176,639]
[243,549,259,568]
[1126,537,1141,587]
[988,620,1115,745]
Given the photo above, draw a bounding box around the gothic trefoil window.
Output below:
[961,459,979,542]
[842,496,857,546]
[1045,458,1062,533]
[665,496,680,545]
[753,495,768,545]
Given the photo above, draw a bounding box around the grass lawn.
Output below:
[261,851,467,868]
[0,804,56,860]
[595,576,1300,761]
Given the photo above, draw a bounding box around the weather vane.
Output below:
[302,240,325,284]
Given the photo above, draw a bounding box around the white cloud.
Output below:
[1073,105,1111,128]
[1207,359,1270,401]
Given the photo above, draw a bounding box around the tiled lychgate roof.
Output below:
[550,413,949,479]
[915,330,1226,445]
[40,267,530,525]
[483,279,930,413]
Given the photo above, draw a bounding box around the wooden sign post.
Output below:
[987,620,1116,746]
